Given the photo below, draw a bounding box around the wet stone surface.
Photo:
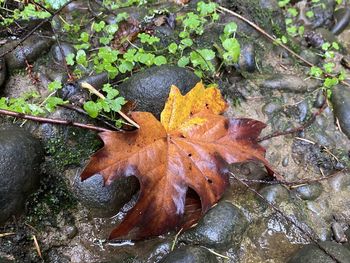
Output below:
[0,125,43,224]
[161,246,218,263]
[179,201,248,249]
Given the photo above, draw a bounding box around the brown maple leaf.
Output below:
[81,82,277,240]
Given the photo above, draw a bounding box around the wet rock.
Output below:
[300,49,320,65]
[1,34,53,70]
[332,222,348,243]
[260,74,321,92]
[259,185,290,205]
[118,65,200,118]
[263,101,281,115]
[328,171,350,192]
[50,42,75,64]
[77,72,109,91]
[288,241,350,263]
[314,90,326,108]
[331,85,350,139]
[0,125,43,224]
[297,100,308,122]
[332,7,350,35]
[310,0,336,29]
[0,58,6,88]
[305,28,337,49]
[293,182,323,201]
[73,173,139,217]
[238,43,256,73]
[179,201,248,249]
[161,246,218,263]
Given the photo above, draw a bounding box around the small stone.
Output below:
[297,100,308,122]
[331,85,350,139]
[263,102,281,115]
[288,241,350,263]
[179,201,248,249]
[314,90,326,108]
[259,185,290,205]
[300,49,320,65]
[238,43,256,73]
[50,42,75,64]
[293,182,323,201]
[61,225,78,240]
[0,125,44,224]
[0,58,6,88]
[77,72,109,91]
[73,173,139,217]
[2,35,53,70]
[118,65,200,118]
[282,157,289,167]
[332,222,348,243]
[260,74,321,93]
[161,246,218,263]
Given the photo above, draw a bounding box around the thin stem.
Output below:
[81,82,140,129]
[0,109,114,133]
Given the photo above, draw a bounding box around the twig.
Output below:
[0,0,75,58]
[217,6,350,88]
[229,171,343,263]
[0,109,114,132]
[60,104,120,130]
[201,246,229,259]
[32,235,42,259]
[0,232,15,238]
[81,82,140,129]
[238,169,345,187]
[257,100,327,142]
[171,228,183,251]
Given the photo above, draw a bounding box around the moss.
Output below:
[26,126,101,228]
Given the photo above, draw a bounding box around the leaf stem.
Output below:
[81,82,140,129]
[0,109,114,133]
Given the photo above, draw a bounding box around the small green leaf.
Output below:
[45,96,66,112]
[66,53,75,66]
[178,56,190,67]
[154,56,167,66]
[48,80,62,92]
[168,43,178,54]
[223,22,237,35]
[84,101,101,118]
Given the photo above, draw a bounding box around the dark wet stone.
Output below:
[179,201,248,249]
[297,100,308,122]
[332,7,350,35]
[300,49,320,65]
[310,0,336,29]
[259,185,290,205]
[0,58,6,88]
[282,157,289,167]
[161,246,218,263]
[332,222,348,243]
[77,72,109,91]
[314,90,326,108]
[50,42,75,64]
[238,43,256,73]
[263,101,281,115]
[2,35,53,70]
[73,173,139,217]
[294,182,323,201]
[305,28,337,49]
[118,65,200,118]
[260,74,321,92]
[288,241,350,263]
[331,85,350,139]
[57,82,87,105]
[328,171,350,192]
[0,125,43,224]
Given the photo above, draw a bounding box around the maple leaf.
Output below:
[81,82,276,240]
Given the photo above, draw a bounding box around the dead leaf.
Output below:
[111,18,140,53]
[81,82,276,240]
